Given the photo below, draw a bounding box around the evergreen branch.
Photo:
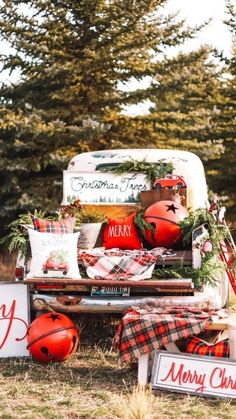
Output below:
[134,209,155,238]
[100,158,173,185]
[179,207,231,248]
[152,254,225,290]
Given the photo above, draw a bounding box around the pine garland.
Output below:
[134,209,155,238]
[152,254,225,290]
[0,210,46,257]
[0,210,62,257]
[100,159,173,185]
[135,207,230,288]
[179,208,230,248]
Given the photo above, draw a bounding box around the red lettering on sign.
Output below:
[0,300,28,349]
[210,367,236,390]
[160,361,206,392]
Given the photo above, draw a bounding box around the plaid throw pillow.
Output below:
[31,215,76,234]
[186,336,229,358]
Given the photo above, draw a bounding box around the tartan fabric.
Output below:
[31,216,76,234]
[113,307,216,363]
[78,248,167,280]
[186,335,229,358]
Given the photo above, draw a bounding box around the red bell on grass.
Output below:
[144,200,188,248]
[27,312,79,363]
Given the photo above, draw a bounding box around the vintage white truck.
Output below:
[18,149,235,313]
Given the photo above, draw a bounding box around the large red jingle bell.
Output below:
[144,200,189,248]
[27,312,79,363]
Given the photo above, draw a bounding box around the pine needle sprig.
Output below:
[179,208,231,248]
[0,209,49,257]
[100,159,173,185]
[134,209,155,238]
[152,254,226,290]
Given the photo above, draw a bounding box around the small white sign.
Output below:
[0,283,30,357]
[152,351,236,399]
[62,171,149,205]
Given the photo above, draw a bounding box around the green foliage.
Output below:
[0,0,208,221]
[206,2,236,212]
[50,249,69,263]
[101,159,173,185]
[59,199,106,225]
[0,210,45,257]
[75,208,107,225]
[0,0,235,221]
[135,207,229,288]
[179,207,231,248]
[134,209,155,238]
[152,254,225,289]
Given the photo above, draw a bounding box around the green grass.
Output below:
[1,254,236,418]
[0,348,236,419]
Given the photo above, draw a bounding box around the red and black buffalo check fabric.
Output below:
[113,307,217,363]
[31,215,76,234]
[186,335,229,358]
[78,248,168,280]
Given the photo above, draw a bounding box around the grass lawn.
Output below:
[0,345,236,419]
[0,254,236,418]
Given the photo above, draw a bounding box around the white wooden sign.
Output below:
[152,351,236,399]
[0,283,29,357]
[62,171,149,205]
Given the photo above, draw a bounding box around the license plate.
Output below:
[91,286,130,297]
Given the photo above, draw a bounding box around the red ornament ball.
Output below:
[144,200,189,248]
[27,312,79,363]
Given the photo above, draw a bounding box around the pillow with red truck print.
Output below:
[27,229,81,279]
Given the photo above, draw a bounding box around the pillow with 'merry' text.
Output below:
[102,213,142,250]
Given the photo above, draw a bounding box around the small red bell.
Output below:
[144,200,188,248]
[27,312,79,363]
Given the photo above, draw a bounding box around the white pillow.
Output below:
[27,229,81,279]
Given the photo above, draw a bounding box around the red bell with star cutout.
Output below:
[27,312,79,363]
[144,200,189,248]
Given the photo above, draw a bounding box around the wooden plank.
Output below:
[207,314,236,331]
[25,277,193,289]
[138,353,150,385]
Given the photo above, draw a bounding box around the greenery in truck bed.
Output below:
[60,200,106,226]
[134,209,156,238]
[0,210,57,257]
[179,207,231,248]
[1,204,233,289]
[0,201,107,257]
[135,207,232,289]
[152,253,225,290]
[100,158,173,185]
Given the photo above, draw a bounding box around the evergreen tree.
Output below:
[207,0,236,212]
[0,0,204,219]
[147,48,224,159]
[111,47,223,162]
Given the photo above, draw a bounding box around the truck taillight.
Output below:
[15,266,24,281]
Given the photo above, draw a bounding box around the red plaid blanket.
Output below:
[78,248,168,280]
[186,335,229,358]
[113,307,218,363]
